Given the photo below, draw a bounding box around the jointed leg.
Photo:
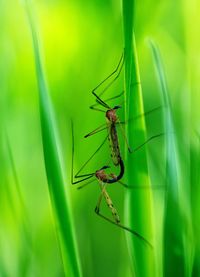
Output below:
[77,179,96,190]
[92,52,123,95]
[71,120,108,185]
[94,182,153,248]
[132,133,164,153]
[95,187,104,214]
[71,120,95,185]
[74,135,108,179]
[91,53,124,108]
[95,202,153,248]
[119,106,162,125]
[84,123,108,138]
[90,91,124,110]
[99,182,120,223]
[117,119,132,153]
[118,180,166,190]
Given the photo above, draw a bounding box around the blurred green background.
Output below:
[0,0,200,276]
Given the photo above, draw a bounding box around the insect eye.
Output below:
[101,165,110,170]
[113,105,121,110]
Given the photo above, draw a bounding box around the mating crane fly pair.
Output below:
[71,52,162,248]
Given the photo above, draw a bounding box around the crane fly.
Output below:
[85,52,163,169]
[71,121,125,186]
[71,121,154,248]
[84,52,129,168]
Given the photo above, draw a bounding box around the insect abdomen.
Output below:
[108,123,121,166]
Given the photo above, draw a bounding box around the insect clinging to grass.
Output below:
[85,52,163,171]
[71,120,154,248]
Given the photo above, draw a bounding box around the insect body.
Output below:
[84,54,132,167]
[95,159,124,184]
[71,121,153,248]
[84,104,125,168]
[93,166,153,248]
[86,52,163,164]
[106,106,122,166]
[95,167,120,223]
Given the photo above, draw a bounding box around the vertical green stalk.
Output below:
[24,1,81,276]
[5,134,32,276]
[149,40,187,277]
[122,1,156,276]
[184,0,200,274]
[191,134,200,276]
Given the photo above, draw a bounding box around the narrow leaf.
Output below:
[122,1,156,276]
[149,39,187,277]
[24,2,81,276]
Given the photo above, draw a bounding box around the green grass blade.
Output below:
[24,2,81,276]
[122,1,156,276]
[149,40,187,276]
[5,133,32,276]
[191,134,200,275]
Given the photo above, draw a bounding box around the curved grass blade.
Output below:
[122,1,156,276]
[149,39,188,277]
[24,2,81,276]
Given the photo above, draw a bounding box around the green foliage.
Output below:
[25,1,81,276]
[149,40,189,276]
[0,0,199,276]
[122,1,155,276]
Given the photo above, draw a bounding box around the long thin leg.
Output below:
[77,179,96,190]
[94,182,153,248]
[85,108,162,156]
[72,175,94,185]
[116,118,132,153]
[133,133,164,153]
[95,206,153,249]
[82,132,163,177]
[88,107,106,113]
[97,57,124,99]
[96,182,120,223]
[86,105,162,153]
[119,106,162,125]
[71,122,109,187]
[118,180,166,190]
[95,188,104,213]
[74,173,95,178]
[84,123,108,138]
[75,135,108,177]
[93,96,110,109]
[92,53,124,108]
[92,52,123,96]
[113,106,163,155]
[88,106,162,135]
[71,120,95,185]
[90,81,141,111]
[90,91,124,110]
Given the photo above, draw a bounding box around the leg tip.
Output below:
[128,147,133,153]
